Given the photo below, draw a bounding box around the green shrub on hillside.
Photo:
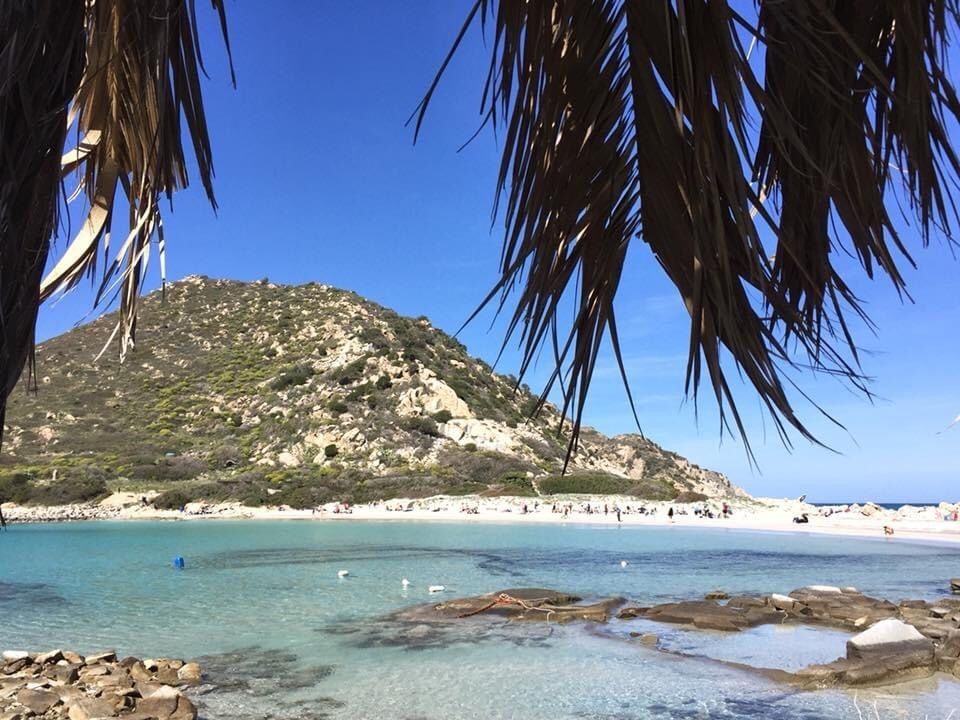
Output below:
[537,473,677,500]
[270,364,314,390]
[324,444,339,459]
[431,409,453,423]
[336,358,367,385]
[402,416,439,437]
[674,490,709,503]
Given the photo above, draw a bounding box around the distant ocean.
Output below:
[811,502,941,509]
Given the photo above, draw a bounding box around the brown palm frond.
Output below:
[416,0,960,462]
[0,0,86,438]
[41,0,233,360]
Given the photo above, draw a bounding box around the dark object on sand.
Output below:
[793,513,809,524]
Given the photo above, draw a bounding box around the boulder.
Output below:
[937,630,960,665]
[170,695,198,720]
[141,684,181,700]
[61,652,84,665]
[67,697,119,720]
[1,652,29,662]
[34,649,63,666]
[129,662,153,683]
[616,607,648,620]
[847,618,935,662]
[84,651,116,665]
[176,663,201,685]
[136,689,180,719]
[154,666,181,685]
[16,687,60,715]
[48,664,80,684]
[638,633,659,646]
[770,593,795,611]
[693,615,741,632]
[804,585,843,595]
[704,590,729,600]
[952,578,960,594]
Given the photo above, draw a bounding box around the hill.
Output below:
[0,277,743,508]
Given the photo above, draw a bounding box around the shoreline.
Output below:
[5,494,960,547]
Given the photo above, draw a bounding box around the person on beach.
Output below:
[668,506,674,522]
[616,507,621,523]
[0,504,6,531]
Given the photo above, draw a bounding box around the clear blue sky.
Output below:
[36,1,958,502]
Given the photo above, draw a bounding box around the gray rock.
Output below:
[16,687,60,715]
[937,631,960,662]
[170,695,198,720]
[129,662,152,683]
[33,650,63,666]
[1,652,29,662]
[847,618,934,661]
[770,593,795,611]
[83,651,116,666]
[136,692,179,719]
[952,578,960,593]
[66,697,117,720]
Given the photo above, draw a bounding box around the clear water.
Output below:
[2,520,960,719]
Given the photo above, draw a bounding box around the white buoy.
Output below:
[620,560,628,568]
[337,570,349,578]
[428,585,445,593]
[402,578,410,588]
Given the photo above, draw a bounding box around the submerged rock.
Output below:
[642,600,781,632]
[397,588,621,624]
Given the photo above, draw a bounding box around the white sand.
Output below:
[6,494,960,546]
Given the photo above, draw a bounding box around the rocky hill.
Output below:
[0,277,743,508]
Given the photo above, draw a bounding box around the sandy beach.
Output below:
[4,493,960,546]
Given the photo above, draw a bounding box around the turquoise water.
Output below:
[2,520,960,719]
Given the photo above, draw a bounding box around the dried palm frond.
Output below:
[0,0,86,436]
[414,0,960,462]
[41,0,233,360]
[0,0,230,444]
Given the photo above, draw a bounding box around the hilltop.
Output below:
[0,277,743,508]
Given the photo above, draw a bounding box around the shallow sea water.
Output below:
[2,520,960,719]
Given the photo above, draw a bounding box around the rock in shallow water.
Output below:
[847,618,933,659]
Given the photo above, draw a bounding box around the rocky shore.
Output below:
[0,650,201,720]
[410,581,960,689]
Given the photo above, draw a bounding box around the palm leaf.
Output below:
[1,0,230,445]
[0,0,86,437]
[41,0,233,360]
[416,0,960,462]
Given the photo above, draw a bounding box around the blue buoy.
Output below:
[173,556,185,569]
